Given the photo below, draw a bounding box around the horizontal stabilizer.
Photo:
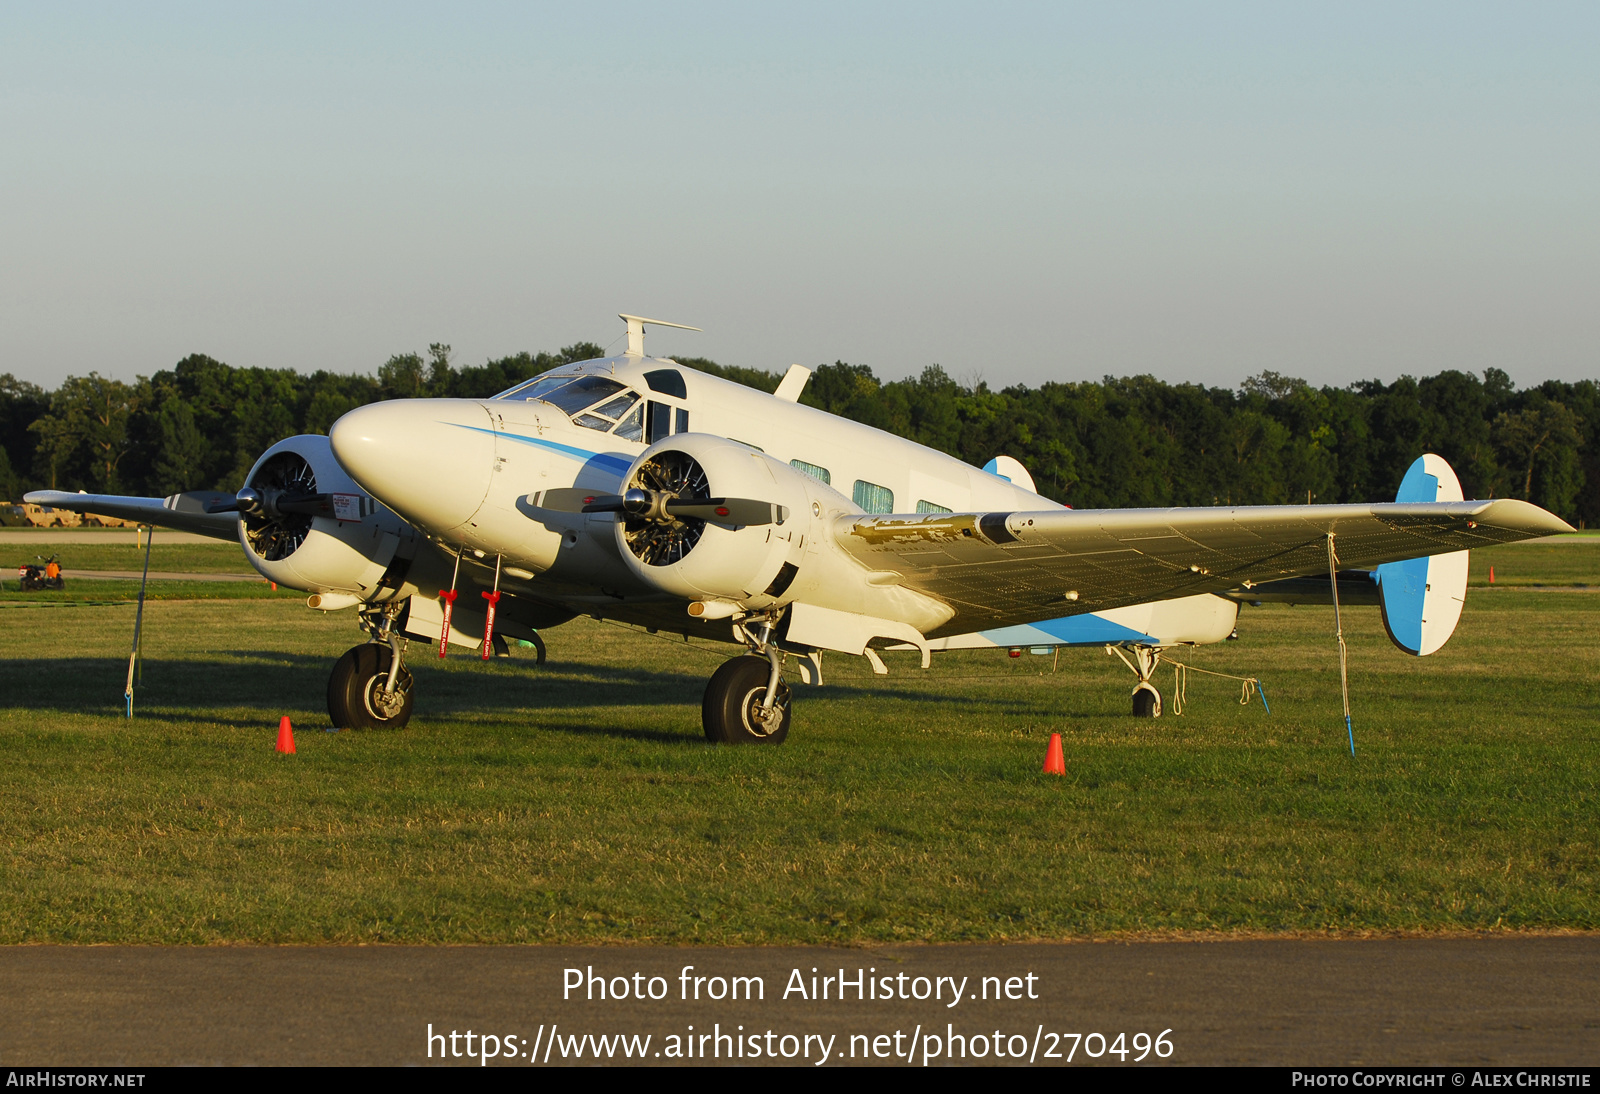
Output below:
[1224,571,1382,606]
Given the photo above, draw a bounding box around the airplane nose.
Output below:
[329,399,497,532]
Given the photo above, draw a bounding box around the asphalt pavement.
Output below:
[1,937,1595,1066]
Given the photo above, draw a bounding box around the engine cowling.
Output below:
[611,434,828,605]
[238,435,417,599]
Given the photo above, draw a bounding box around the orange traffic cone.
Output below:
[1042,732,1065,775]
[276,715,296,754]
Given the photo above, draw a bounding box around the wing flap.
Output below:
[835,499,1569,637]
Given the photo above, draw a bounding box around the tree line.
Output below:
[1,345,1593,525]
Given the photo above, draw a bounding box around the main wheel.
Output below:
[328,644,415,730]
[702,655,791,744]
[1132,683,1161,718]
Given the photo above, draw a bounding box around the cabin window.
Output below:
[675,408,689,434]
[644,369,687,398]
[646,401,672,443]
[613,404,645,442]
[791,459,830,485]
[853,480,894,514]
[916,500,953,514]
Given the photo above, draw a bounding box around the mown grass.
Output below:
[2,542,256,575]
[1471,538,1600,586]
[0,550,1594,944]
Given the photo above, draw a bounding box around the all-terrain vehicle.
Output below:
[17,555,65,591]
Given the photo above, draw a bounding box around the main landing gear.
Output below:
[1110,644,1165,718]
[329,605,414,730]
[703,616,792,744]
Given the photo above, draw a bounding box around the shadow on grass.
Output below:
[0,647,1073,730]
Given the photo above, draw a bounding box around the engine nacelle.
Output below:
[238,435,418,600]
[611,434,829,605]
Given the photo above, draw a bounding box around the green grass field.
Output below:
[0,543,1595,945]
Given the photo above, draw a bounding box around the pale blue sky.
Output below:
[3,2,1597,390]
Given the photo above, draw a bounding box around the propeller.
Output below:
[206,485,334,518]
[530,487,785,527]
[232,452,325,561]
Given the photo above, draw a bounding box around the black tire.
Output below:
[327,644,415,731]
[1132,685,1161,718]
[702,655,791,745]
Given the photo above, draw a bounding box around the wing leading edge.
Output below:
[23,490,241,541]
[835,499,1570,639]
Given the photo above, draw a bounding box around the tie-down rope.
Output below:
[1167,659,1269,716]
[1328,533,1356,756]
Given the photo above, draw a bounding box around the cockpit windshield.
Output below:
[495,372,579,402]
[539,376,627,415]
[493,372,646,437]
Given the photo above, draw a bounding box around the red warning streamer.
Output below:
[438,588,458,658]
[480,554,503,661]
[438,548,463,659]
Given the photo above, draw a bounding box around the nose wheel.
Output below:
[328,642,415,730]
[702,654,791,744]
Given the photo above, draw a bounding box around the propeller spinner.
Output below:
[528,450,787,568]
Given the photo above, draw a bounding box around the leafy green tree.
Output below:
[0,447,20,503]
[0,374,48,494]
[378,352,427,400]
[1494,399,1583,515]
[29,373,139,492]
[152,395,209,494]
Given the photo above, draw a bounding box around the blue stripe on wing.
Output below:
[980,614,1159,647]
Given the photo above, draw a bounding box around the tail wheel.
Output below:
[328,644,414,730]
[702,655,791,745]
[1132,683,1161,718]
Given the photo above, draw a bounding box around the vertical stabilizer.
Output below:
[1376,454,1469,656]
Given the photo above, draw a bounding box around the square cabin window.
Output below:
[853,480,894,514]
[916,500,953,514]
[790,459,831,485]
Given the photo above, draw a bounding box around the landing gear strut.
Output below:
[329,604,415,730]
[1111,645,1164,718]
[703,619,791,744]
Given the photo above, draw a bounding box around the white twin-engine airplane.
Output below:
[31,315,1572,742]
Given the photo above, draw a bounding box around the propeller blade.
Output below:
[165,489,238,516]
[528,488,625,514]
[275,492,335,516]
[666,498,788,526]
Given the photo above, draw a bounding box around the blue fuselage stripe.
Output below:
[446,422,634,476]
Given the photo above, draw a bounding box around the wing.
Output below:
[24,490,241,541]
[835,499,1570,638]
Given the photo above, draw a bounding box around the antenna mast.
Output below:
[618,313,702,358]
